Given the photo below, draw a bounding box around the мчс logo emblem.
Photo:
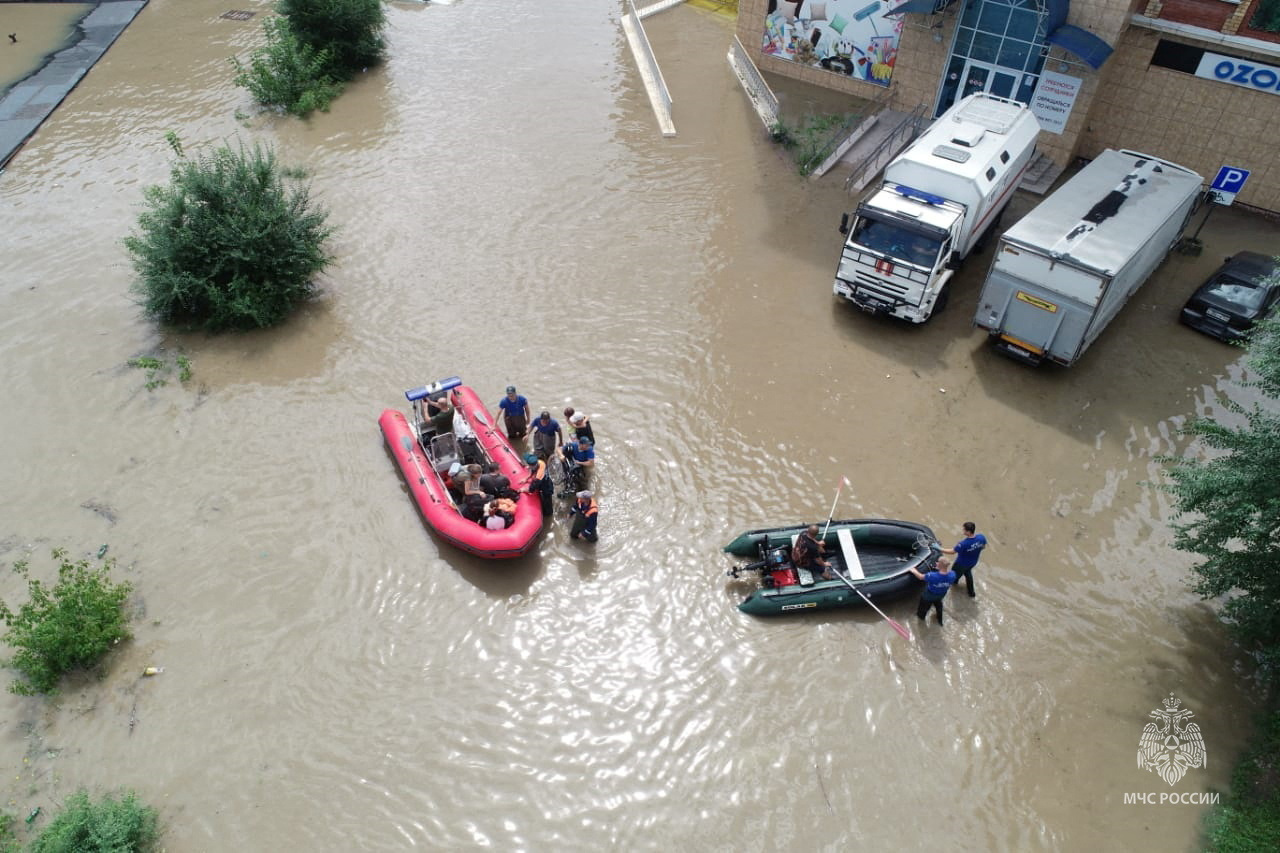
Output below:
[1137,694,1207,786]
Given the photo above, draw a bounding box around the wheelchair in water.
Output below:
[552,448,588,498]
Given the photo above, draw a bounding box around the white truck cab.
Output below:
[834,94,1041,323]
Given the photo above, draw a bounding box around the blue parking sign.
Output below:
[1211,166,1250,205]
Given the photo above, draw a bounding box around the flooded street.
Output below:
[0,1,1275,849]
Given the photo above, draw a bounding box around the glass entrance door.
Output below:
[961,60,1017,100]
[933,0,1048,117]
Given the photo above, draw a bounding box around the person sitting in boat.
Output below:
[443,461,463,497]
[569,490,598,542]
[459,464,484,500]
[478,464,503,498]
[477,463,514,500]
[525,452,553,516]
[792,525,834,581]
[460,492,487,524]
[484,497,518,530]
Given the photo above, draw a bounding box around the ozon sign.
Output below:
[1194,52,1280,96]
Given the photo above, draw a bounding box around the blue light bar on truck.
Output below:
[893,185,947,206]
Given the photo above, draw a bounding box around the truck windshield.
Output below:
[851,217,943,269]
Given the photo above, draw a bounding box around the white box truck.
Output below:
[972,149,1203,367]
[832,93,1041,323]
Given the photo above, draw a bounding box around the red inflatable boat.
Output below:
[379,378,542,559]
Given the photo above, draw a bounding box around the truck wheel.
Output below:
[930,285,951,318]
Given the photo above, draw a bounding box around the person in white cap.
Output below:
[569,490,598,542]
[563,407,595,445]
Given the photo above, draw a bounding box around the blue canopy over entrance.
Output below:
[1044,0,1113,69]
[1045,24,1114,70]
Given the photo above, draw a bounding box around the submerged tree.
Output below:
[0,549,132,696]
[277,0,386,77]
[1163,301,1280,674]
[232,16,343,117]
[233,0,385,116]
[125,135,333,332]
[29,789,159,853]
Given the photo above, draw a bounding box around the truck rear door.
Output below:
[974,269,1095,365]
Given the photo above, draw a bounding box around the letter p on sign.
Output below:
[1211,166,1251,205]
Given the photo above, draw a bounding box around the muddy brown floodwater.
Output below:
[0,1,1275,850]
[0,4,93,91]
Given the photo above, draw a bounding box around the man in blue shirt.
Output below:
[910,557,956,626]
[530,410,563,460]
[560,435,595,493]
[497,385,530,440]
[943,522,987,599]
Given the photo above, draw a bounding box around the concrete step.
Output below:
[809,113,878,179]
[1019,152,1064,195]
[837,108,920,194]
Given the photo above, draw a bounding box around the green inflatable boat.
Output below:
[724,519,940,616]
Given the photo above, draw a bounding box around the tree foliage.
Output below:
[277,0,387,78]
[234,0,386,114]
[232,16,343,116]
[1203,708,1280,851]
[0,549,132,696]
[1250,0,1280,34]
[124,138,333,332]
[1163,308,1280,672]
[29,789,158,853]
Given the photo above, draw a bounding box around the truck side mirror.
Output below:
[946,252,961,270]
[839,213,850,236]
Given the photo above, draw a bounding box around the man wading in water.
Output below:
[911,557,956,626]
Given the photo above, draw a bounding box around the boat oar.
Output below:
[821,475,912,640]
[820,476,851,541]
[832,570,912,641]
[399,434,428,485]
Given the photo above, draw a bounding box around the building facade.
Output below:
[738,0,1280,211]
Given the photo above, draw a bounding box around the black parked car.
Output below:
[1180,251,1280,342]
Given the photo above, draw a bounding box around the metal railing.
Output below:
[728,35,779,129]
[844,104,928,193]
[623,0,676,136]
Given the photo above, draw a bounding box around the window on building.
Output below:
[936,0,1049,115]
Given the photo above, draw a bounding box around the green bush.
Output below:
[0,549,132,696]
[1204,709,1280,851]
[770,113,858,176]
[125,137,333,332]
[29,790,158,853]
[277,0,386,78]
[1250,0,1280,33]
[232,16,343,116]
[0,812,17,853]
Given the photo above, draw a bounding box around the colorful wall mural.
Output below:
[762,0,902,86]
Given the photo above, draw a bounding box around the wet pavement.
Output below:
[0,1,145,169]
